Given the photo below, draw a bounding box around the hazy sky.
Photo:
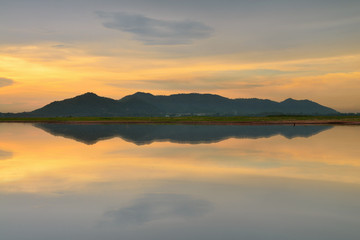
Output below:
[1,0,360,112]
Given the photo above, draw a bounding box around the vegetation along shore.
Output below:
[1,116,360,125]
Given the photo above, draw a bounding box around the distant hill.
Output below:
[29,92,161,117]
[2,92,339,117]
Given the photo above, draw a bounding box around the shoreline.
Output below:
[1,120,360,125]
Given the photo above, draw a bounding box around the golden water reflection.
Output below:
[0,123,359,194]
[1,123,360,240]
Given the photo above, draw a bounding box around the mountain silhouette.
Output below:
[30,92,161,117]
[2,92,338,117]
[35,123,333,145]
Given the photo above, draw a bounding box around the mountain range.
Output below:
[1,92,339,117]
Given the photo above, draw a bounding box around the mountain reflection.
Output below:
[34,123,333,145]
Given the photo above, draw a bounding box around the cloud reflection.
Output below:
[104,193,212,225]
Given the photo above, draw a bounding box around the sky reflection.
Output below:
[0,123,360,194]
[0,123,359,240]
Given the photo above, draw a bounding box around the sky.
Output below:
[0,0,360,113]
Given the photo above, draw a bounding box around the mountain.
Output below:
[29,92,161,117]
[278,98,337,115]
[4,92,339,117]
[31,92,119,117]
[117,91,337,116]
[34,123,333,145]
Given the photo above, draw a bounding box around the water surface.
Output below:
[1,123,359,240]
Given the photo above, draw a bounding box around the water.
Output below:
[1,123,360,240]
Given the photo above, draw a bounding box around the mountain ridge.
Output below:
[0,92,339,117]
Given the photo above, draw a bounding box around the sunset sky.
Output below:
[1,0,360,113]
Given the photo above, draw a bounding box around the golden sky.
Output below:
[1,0,360,112]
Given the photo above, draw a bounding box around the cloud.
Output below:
[104,193,212,225]
[107,69,298,91]
[52,44,68,49]
[0,78,14,88]
[97,11,213,45]
[0,150,12,160]
[108,79,264,91]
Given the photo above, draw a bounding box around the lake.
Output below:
[1,123,360,240]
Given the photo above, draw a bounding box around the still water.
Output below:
[1,123,360,240]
